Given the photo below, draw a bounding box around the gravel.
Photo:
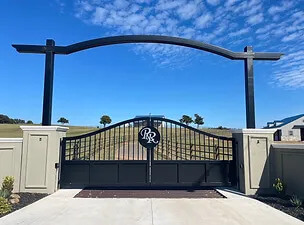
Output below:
[75,188,224,198]
[253,195,304,222]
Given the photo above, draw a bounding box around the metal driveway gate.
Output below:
[60,117,237,188]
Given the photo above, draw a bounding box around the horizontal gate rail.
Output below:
[152,117,234,161]
[60,117,237,188]
[62,117,151,161]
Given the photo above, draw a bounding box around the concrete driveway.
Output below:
[0,189,303,225]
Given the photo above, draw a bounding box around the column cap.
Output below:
[20,126,69,132]
[0,138,23,143]
[231,128,277,134]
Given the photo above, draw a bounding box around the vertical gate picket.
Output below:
[59,117,237,189]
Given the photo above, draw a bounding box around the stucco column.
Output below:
[19,126,68,194]
[0,138,23,192]
[232,129,276,195]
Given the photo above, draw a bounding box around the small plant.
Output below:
[0,197,12,215]
[273,178,285,196]
[1,176,14,194]
[290,195,302,208]
[0,189,10,199]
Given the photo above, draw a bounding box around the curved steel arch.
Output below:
[13,35,282,60]
[12,35,283,128]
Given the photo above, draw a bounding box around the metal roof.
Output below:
[265,114,304,129]
[135,115,165,118]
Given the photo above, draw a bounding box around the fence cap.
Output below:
[271,142,304,149]
[231,128,277,134]
[0,138,23,143]
[20,126,69,132]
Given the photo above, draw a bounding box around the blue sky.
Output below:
[0,0,303,128]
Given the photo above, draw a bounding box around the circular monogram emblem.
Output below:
[138,126,160,149]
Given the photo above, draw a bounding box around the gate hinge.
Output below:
[55,163,59,169]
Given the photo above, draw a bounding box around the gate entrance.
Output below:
[60,117,237,188]
[13,35,283,129]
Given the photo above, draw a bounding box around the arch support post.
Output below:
[42,39,55,126]
[11,35,283,127]
[244,46,256,129]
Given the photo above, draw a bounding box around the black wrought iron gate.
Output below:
[59,117,237,188]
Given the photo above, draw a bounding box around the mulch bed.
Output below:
[0,193,48,218]
[253,195,304,222]
[75,189,224,198]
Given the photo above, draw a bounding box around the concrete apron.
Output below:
[0,189,303,225]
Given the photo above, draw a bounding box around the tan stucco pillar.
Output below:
[19,126,68,194]
[232,129,276,195]
[0,138,23,192]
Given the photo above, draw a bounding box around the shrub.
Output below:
[290,195,302,208]
[0,197,12,215]
[1,176,14,194]
[26,120,33,124]
[0,189,10,199]
[273,178,284,196]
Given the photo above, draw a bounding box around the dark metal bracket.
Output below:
[12,35,283,128]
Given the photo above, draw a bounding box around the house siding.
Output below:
[279,116,304,141]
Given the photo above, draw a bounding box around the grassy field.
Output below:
[0,124,98,138]
[63,126,233,161]
[0,123,233,161]
[0,124,232,138]
[61,124,233,161]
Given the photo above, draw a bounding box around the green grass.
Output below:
[0,124,232,138]
[63,126,233,161]
[0,124,99,138]
[0,124,233,161]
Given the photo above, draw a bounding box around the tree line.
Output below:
[179,114,204,128]
[0,114,33,124]
[1,113,204,128]
[56,115,112,127]
[98,114,204,128]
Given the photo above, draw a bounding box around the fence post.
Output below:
[19,126,68,194]
[232,129,276,195]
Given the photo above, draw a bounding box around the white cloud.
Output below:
[282,32,303,42]
[268,1,293,15]
[206,0,220,6]
[176,2,200,20]
[255,23,276,34]
[272,49,304,88]
[225,0,240,7]
[156,0,184,11]
[92,7,108,24]
[195,13,212,28]
[273,66,304,88]
[244,3,262,16]
[71,0,304,88]
[247,13,263,25]
[114,0,129,9]
[228,28,250,37]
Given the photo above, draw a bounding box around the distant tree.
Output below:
[217,126,229,130]
[194,114,204,128]
[100,115,112,127]
[179,115,193,125]
[13,119,25,124]
[26,120,34,124]
[57,117,69,124]
[0,114,32,124]
[0,114,13,124]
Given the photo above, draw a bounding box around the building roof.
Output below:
[135,115,165,118]
[265,114,304,129]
